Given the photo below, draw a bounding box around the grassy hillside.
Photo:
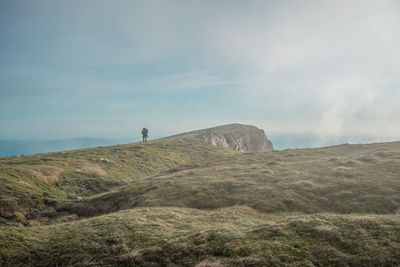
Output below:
[0,137,235,225]
[65,142,400,217]
[1,125,400,266]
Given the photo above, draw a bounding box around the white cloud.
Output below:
[204,0,400,138]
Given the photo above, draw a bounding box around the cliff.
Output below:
[181,123,273,152]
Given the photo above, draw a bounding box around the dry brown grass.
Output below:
[334,166,352,172]
[77,164,106,177]
[357,155,378,163]
[266,160,284,166]
[13,212,27,224]
[119,248,142,264]
[293,180,324,190]
[214,164,242,171]
[16,180,34,188]
[315,224,338,234]
[374,151,399,158]
[350,216,379,226]
[344,160,362,167]
[17,165,63,183]
[195,260,225,267]
[259,169,274,175]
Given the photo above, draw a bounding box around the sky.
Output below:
[1,0,399,148]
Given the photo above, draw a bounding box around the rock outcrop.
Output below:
[182,123,273,152]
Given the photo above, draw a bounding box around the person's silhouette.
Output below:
[141,128,148,143]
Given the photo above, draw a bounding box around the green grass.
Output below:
[1,206,400,266]
[64,142,400,218]
[0,138,235,224]
[1,128,400,266]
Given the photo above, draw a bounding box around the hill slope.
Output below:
[1,124,400,266]
[59,141,400,219]
[0,136,235,225]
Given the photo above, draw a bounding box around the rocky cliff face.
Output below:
[184,124,273,152]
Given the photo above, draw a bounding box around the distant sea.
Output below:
[0,138,131,157]
[0,134,397,157]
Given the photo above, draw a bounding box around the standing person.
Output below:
[141,128,148,143]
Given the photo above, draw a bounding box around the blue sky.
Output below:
[1,0,400,146]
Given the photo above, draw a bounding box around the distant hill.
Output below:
[0,138,130,157]
[1,123,400,266]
